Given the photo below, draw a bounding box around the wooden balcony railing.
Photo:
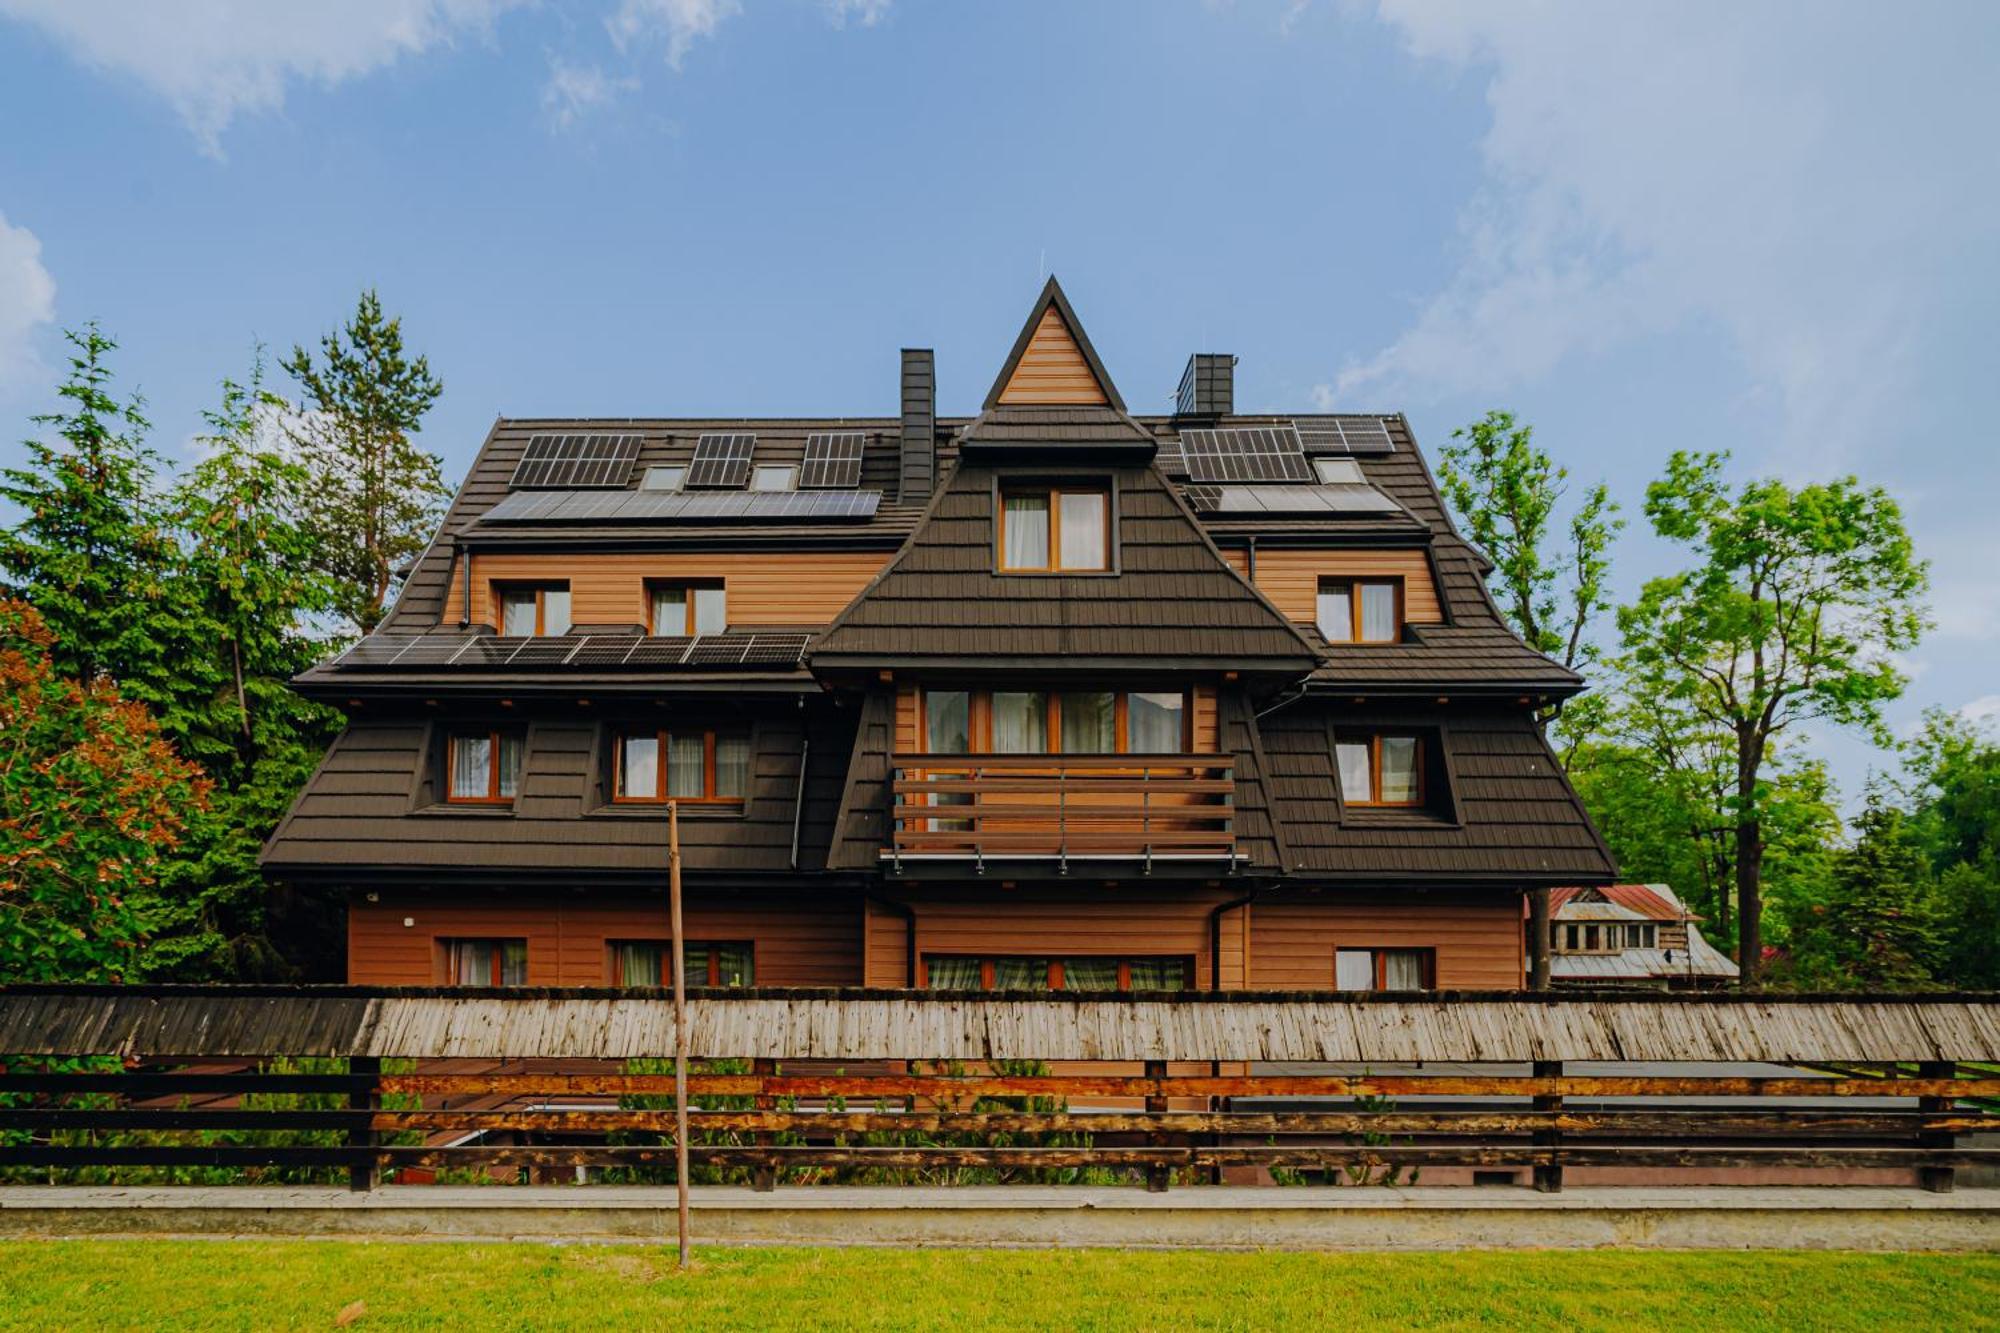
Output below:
[886,753,1235,870]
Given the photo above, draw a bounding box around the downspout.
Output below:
[789,699,810,871]
[457,540,472,629]
[867,895,918,988]
[1246,534,1257,584]
[1207,890,1258,992]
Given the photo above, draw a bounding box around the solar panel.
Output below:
[740,633,812,666]
[799,432,866,489]
[335,635,421,666]
[391,636,481,665]
[1206,484,1407,516]
[1179,426,1313,484]
[684,636,752,666]
[565,639,643,667]
[623,637,695,666]
[478,488,881,525]
[505,638,585,666]
[1297,418,1395,456]
[685,433,756,489]
[329,632,813,674]
[509,434,643,489]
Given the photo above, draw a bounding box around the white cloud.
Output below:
[1335,3,2000,466]
[1959,695,2000,730]
[0,0,528,156]
[541,58,637,129]
[0,211,57,395]
[608,0,741,68]
[824,0,891,28]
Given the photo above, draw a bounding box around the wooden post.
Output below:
[1532,1059,1562,1193]
[1144,1058,1170,1193]
[669,800,691,1267]
[1528,889,1551,990]
[1919,1060,1956,1194]
[751,1057,778,1193]
[347,1055,380,1192]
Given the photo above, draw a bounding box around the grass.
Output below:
[0,1243,1997,1331]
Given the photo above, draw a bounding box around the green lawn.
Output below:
[0,1243,1995,1331]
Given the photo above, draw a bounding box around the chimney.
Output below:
[1175,353,1234,418]
[899,348,935,503]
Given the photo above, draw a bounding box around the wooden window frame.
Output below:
[916,688,1192,756]
[612,729,748,804]
[1337,733,1425,807]
[646,580,727,636]
[1335,946,1437,992]
[443,937,527,986]
[996,485,1112,573]
[610,939,754,987]
[1316,577,1403,644]
[445,730,522,805]
[918,954,1193,991]
[494,581,569,637]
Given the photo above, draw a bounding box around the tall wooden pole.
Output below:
[1528,888,1551,990]
[668,799,690,1268]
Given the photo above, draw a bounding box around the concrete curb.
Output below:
[3,1186,1997,1250]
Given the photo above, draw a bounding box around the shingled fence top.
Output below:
[3,986,1998,1064]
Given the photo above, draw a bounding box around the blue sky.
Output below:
[1,1,1996,806]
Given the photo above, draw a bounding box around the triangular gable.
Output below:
[984,276,1125,412]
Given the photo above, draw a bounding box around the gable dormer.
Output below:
[985,276,1125,412]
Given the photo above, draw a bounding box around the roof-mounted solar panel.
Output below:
[509,434,643,489]
[1179,426,1313,484]
[685,433,757,488]
[799,432,866,489]
[477,488,881,525]
[1297,418,1395,456]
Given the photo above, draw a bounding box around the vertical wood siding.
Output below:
[442,552,891,629]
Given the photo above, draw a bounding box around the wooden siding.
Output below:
[1222,548,1442,624]
[995,307,1108,406]
[442,552,891,629]
[348,895,862,986]
[1249,895,1524,990]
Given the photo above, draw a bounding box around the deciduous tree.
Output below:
[1617,451,1927,984]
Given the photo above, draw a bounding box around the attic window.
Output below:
[496,583,570,637]
[750,465,798,493]
[1335,733,1424,807]
[1313,457,1366,485]
[998,486,1110,572]
[642,466,686,492]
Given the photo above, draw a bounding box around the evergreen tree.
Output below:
[0,326,185,714]
[1775,793,1944,991]
[282,289,448,634]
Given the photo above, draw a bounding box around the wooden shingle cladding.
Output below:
[261,699,863,878]
[809,461,1319,673]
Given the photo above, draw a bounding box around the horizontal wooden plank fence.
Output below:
[3,987,1997,1195]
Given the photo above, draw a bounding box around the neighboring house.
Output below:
[1542,884,1739,990]
[262,279,1615,992]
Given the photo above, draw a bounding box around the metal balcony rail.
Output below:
[886,752,1235,871]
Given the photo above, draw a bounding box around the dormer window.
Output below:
[497,583,570,637]
[447,731,524,803]
[651,581,726,635]
[1335,733,1423,807]
[999,486,1109,572]
[1316,578,1399,643]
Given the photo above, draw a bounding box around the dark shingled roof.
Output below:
[808,459,1320,674]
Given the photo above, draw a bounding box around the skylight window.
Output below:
[1313,457,1366,485]
[750,465,798,493]
[642,465,686,492]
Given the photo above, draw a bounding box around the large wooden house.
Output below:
[263,280,1614,990]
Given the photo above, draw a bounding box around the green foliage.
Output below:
[1438,409,1620,742]
[281,289,447,634]
[1770,792,1946,991]
[0,326,183,716]
[0,600,210,982]
[1613,449,1928,982]
[1899,709,2000,987]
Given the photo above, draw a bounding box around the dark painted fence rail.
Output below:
[2,986,1998,1195]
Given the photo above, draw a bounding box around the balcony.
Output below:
[886,753,1236,871]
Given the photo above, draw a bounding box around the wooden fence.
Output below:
[2,987,1997,1196]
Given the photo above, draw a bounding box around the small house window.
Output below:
[1335,733,1423,807]
[642,465,686,491]
[612,940,753,987]
[497,583,570,636]
[999,487,1110,572]
[650,582,727,635]
[1316,578,1399,644]
[1334,947,1433,992]
[446,938,527,986]
[1313,457,1366,484]
[615,729,749,803]
[447,731,523,803]
[750,465,797,492]
[923,689,1190,756]
[922,955,1190,991]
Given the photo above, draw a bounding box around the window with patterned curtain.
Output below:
[924,957,985,989]
[1060,958,1120,991]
